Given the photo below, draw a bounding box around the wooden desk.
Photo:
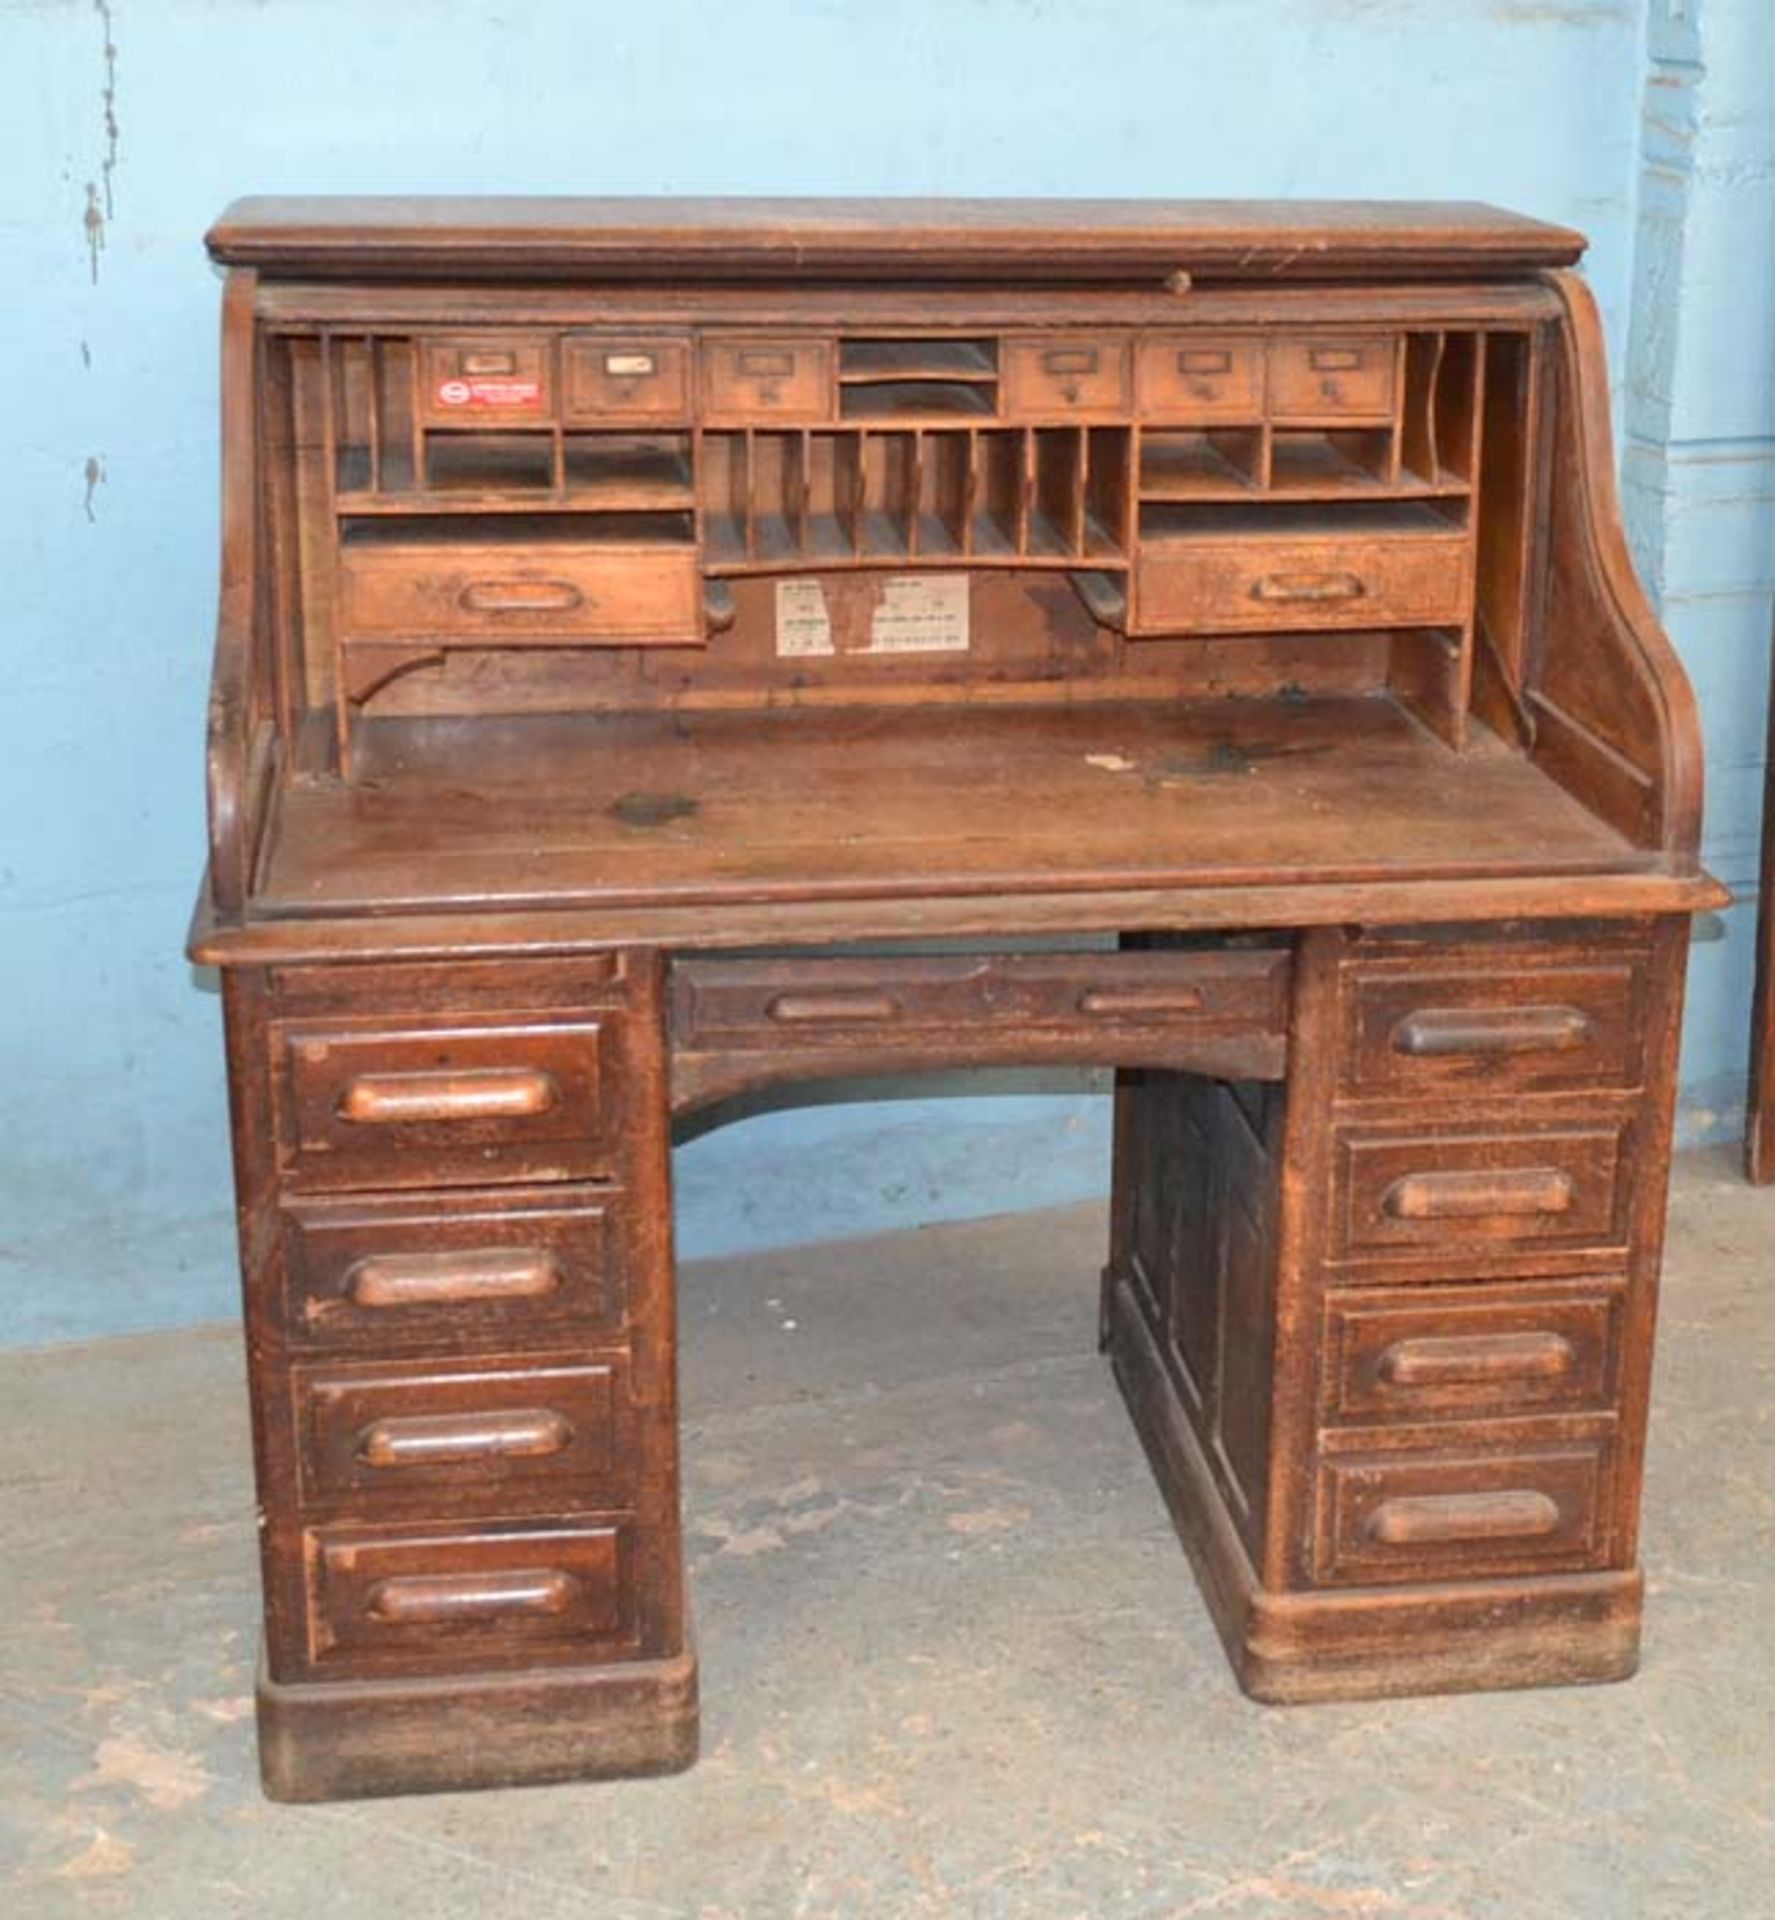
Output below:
[191,198,1724,1800]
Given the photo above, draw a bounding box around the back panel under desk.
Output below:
[196,199,1724,1801]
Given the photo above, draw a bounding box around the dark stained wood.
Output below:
[192,198,1719,1799]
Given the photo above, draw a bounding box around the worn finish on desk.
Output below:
[191,197,1721,1800]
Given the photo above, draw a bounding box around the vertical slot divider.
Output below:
[318,332,352,771]
[1386,335,1407,485]
[795,429,812,555]
[841,430,862,557]
[1423,331,1446,481]
[363,337,381,497]
[690,426,707,560]
[909,430,926,559]
[550,337,566,499]
[407,344,424,495]
[1017,427,1034,556]
[1451,337,1489,742]
[743,428,758,561]
[1069,427,1087,556]
[963,428,980,559]
[261,335,297,745]
[1255,418,1274,492]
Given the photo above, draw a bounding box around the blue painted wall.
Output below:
[3,0,1767,1348]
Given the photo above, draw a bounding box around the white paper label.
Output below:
[868,574,971,653]
[775,578,835,657]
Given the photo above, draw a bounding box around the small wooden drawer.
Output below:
[1136,335,1264,422]
[1269,334,1397,420]
[339,537,700,645]
[562,335,690,423]
[306,1515,635,1673]
[418,336,553,425]
[280,1185,623,1349]
[293,1356,627,1509]
[1003,336,1132,416]
[1330,1120,1630,1269]
[1315,1439,1612,1584]
[1136,528,1470,636]
[699,336,832,422]
[1322,1281,1623,1426]
[273,1017,613,1192]
[1341,949,1648,1101]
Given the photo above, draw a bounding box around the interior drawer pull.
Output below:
[764,991,903,1024]
[1309,347,1364,372]
[458,579,586,615]
[1378,1331,1577,1389]
[1381,1167,1575,1221]
[356,1407,574,1469]
[1041,346,1100,375]
[1177,348,1232,375]
[736,349,796,377]
[1391,1006,1595,1059]
[365,1567,579,1626]
[1078,986,1206,1017]
[338,1068,560,1125]
[1250,571,1366,604]
[459,349,518,376]
[602,350,658,377]
[345,1247,564,1311]
[1364,1489,1562,1548]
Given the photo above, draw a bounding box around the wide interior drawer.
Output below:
[293,1355,629,1510]
[339,534,700,643]
[1314,1437,1613,1584]
[1136,334,1265,423]
[1321,1280,1624,1426]
[562,334,690,423]
[305,1514,636,1673]
[1330,1117,1631,1271]
[1269,333,1398,420]
[280,1184,624,1349]
[1137,523,1470,635]
[273,1015,614,1192]
[1003,335,1133,416]
[699,335,833,422]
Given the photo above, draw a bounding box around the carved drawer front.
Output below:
[306,1515,635,1674]
[1136,335,1265,423]
[562,335,690,423]
[275,1017,613,1192]
[699,336,832,422]
[418,335,553,426]
[1341,951,1647,1101]
[339,537,700,644]
[280,1184,623,1349]
[1322,1281,1623,1426]
[1330,1120,1630,1270]
[1003,336,1133,415]
[1137,526,1470,636]
[1269,333,1397,420]
[1314,1439,1612,1584]
[293,1356,628,1510]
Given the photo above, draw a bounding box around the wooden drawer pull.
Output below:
[1364,1489,1562,1548]
[1381,1167,1575,1221]
[1378,1331,1577,1389]
[1251,571,1366,604]
[345,1247,564,1311]
[458,579,587,615]
[338,1068,560,1125]
[602,350,658,377]
[356,1407,573,1469]
[737,349,796,377]
[1177,348,1232,374]
[365,1567,579,1626]
[1309,347,1364,372]
[1391,1006,1595,1059]
[765,991,902,1025]
[1078,986,1206,1017]
[459,349,518,376]
[1042,347,1100,375]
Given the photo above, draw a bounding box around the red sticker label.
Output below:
[435,376,543,410]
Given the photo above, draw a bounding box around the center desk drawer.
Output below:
[339,536,700,643]
[273,1018,614,1192]
[293,1355,630,1510]
[1136,520,1471,636]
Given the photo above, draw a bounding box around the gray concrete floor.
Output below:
[3,1146,1772,1919]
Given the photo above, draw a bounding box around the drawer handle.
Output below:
[365,1567,579,1627]
[765,991,903,1025]
[1364,1489,1562,1548]
[1308,347,1364,372]
[459,579,586,615]
[1251,571,1366,604]
[1078,986,1206,1017]
[1378,1331,1577,1389]
[459,350,518,376]
[602,350,658,378]
[1042,347,1100,376]
[338,1068,560,1126]
[1381,1167,1575,1222]
[1391,1006,1595,1059]
[345,1247,564,1311]
[356,1408,574,1470]
[1177,348,1232,375]
[736,349,795,378]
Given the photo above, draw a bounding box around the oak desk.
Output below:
[191,198,1723,1801]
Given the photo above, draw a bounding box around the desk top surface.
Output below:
[206,196,1584,282]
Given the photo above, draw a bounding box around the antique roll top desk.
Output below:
[191,198,1724,1801]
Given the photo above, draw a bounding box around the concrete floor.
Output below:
[3,1147,1772,1919]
